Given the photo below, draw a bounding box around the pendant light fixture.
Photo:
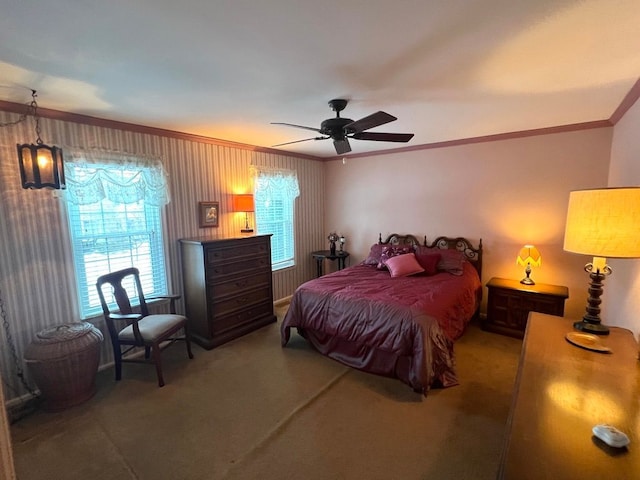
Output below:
[16,90,65,189]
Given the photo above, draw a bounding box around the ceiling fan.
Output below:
[271,99,414,155]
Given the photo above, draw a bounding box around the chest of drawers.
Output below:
[179,235,276,349]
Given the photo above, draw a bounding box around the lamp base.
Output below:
[573,320,610,335]
[520,277,535,285]
[574,263,611,336]
[241,228,254,233]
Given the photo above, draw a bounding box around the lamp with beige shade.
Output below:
[563,187,640,335]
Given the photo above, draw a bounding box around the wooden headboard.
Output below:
[378,233,423,247]
[378,233,483,279]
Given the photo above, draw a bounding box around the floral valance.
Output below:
[63,148,170,206]
[250,165,300,199]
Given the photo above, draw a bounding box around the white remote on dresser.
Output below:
[592,424,630,448]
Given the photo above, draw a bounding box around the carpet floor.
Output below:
[10,307,521,480]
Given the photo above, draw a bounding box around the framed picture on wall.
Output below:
[199,201,219,228]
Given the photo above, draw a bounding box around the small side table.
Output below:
[484,277,569,338]
[311,250,350,277]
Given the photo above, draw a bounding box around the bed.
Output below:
[281,234,483,395]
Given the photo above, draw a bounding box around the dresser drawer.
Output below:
[208,270,272,298]
[211,286,273,318]
[211,300,274,335]
[206,256,270,278]
[205,239,269,265]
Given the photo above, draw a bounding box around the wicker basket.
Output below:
[24,322,103,412]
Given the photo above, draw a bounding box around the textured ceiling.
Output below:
[1,0,639,158]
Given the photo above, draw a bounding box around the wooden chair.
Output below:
[96,267,193,387]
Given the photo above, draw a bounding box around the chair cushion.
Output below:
[118,314,186,343]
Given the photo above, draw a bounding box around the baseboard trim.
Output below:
[274,295,292,308]
[5,394,41,424]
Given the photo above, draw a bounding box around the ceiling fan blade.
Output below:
[333,138,351,155]
[344,111,397,133]
[272,136,328,147]
[351,132,414,143]
[271,122,322,133]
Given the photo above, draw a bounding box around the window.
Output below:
[64,150,170,318]
[251,166,300,271]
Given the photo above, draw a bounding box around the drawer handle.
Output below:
[236,309,253,321]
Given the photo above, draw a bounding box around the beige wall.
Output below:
[324,128,613,320]
[605,97,640,337]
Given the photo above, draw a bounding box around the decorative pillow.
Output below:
[414,245,433,256]
[437,249,466,276]
[363,243,385,266]
[415,246,466,275]
[385,253,425,278]
[377,245,413,270]
[414,252,441,276]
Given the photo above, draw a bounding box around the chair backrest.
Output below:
[96,267,150,321]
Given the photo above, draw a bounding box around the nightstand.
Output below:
[484,277,569,338]
[311,250,350,277]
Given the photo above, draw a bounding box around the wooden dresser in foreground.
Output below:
[498,312,640,480]
[179,235,276,349]
[484,277,569,338]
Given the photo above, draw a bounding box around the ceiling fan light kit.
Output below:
[272,99,414,154]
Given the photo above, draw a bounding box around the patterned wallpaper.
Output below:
[0,109,325,403]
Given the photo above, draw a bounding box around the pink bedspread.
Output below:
[281,262,481,394]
